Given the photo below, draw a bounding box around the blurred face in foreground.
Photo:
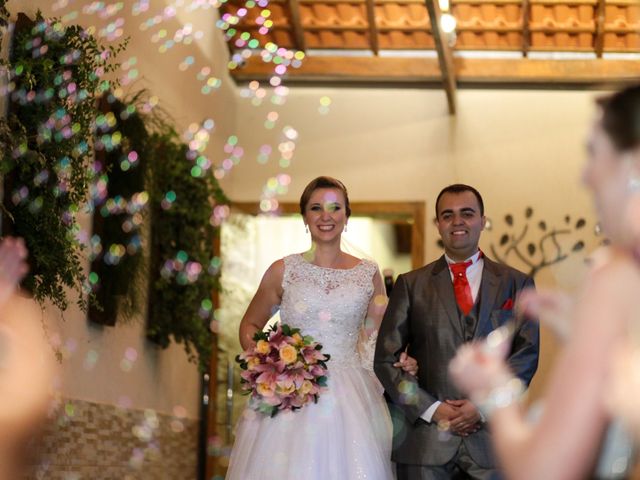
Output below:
[582,118,640,248]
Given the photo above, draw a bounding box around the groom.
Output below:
[374,184,539,479]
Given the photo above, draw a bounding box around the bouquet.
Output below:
[235,323,330,417]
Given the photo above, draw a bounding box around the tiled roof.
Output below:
[221,0,640,54]
[221,0,640,95]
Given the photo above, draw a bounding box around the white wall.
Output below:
[227,87,596,254]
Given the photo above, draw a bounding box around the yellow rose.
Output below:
[277,383,296,395]
[291,333,303,345]
[299,380,313,395]
[279,345,298,364]
[247,357,261,370]
[256,383,275,397]
[255,340,270,355]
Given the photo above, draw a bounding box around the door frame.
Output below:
[204,200,426,478]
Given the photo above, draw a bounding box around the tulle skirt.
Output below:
[226,365,394,480]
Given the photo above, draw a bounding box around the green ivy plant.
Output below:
[146,122,227,371]
[0,11,127,311]
[0,9,227,370]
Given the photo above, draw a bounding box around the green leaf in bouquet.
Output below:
[252,330,268,342]
[253,400,277,417]
[281,324,292,336]
[317,376,328,387]
[303,335,315,344]
[235,353,246,366]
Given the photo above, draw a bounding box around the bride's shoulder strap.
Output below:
[281,253,305,285]
[359,258,380,278]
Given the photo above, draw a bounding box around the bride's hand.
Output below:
[517,288,574,341]
[606,339,640,439]
[0,294,56,444]
[449,325,513,400]
[394,352,418,376]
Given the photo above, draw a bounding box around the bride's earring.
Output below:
[594,222,602,236]
[344,224,348,233]
[305,224,309,234]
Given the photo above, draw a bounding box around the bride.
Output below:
[449,84,640,479]
[226,176,417,479]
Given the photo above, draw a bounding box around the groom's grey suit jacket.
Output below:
[374,255,539,468]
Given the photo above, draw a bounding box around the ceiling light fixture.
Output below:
[440,13,457,34]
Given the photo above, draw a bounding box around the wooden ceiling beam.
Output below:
[522,0,530,57]
[365,0,380,54]
[232,55,640,85]
[234,56,442,81]
[424,0,457,114]
[455,57,640,84]
[594,0,605,57]
[287,0,307,52]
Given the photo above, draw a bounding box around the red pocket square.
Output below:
[501,298,514,310]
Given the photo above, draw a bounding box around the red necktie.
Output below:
[450,260,473,315]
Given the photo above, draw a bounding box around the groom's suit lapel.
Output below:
[475,257,503,339]
[431,256,464,340]
[430,255,505,341]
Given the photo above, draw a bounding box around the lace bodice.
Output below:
[280,254,377,367]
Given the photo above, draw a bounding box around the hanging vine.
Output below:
[146,121,227,370]
[0,12,127,312]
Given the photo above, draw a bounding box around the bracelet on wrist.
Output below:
[475,377,526,419]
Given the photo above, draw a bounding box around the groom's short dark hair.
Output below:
[435,184,485,218]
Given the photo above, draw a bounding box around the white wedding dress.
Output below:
[226,254,394,480]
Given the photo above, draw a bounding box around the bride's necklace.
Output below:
[303,248,343,269]
[313,254,343,269]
